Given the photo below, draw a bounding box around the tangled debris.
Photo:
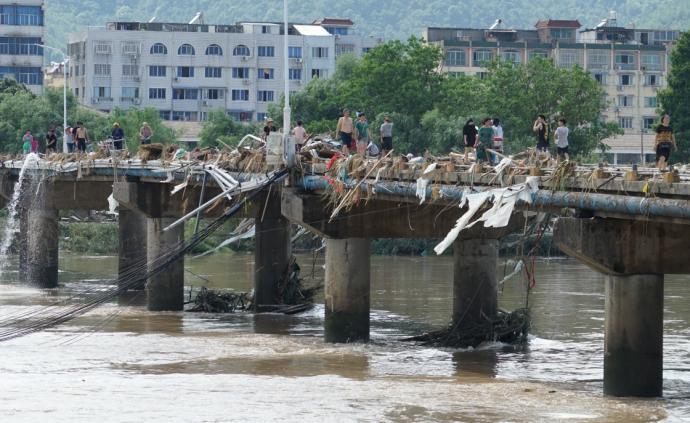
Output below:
[407,308,530,349]
[187,287,251,313]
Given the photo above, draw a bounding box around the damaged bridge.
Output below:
[2,155,690,398]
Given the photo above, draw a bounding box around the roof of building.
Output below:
[293,25,331,36]
[312,18,354,26]
[535,19,582,29]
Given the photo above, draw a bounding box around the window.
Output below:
[121,87,139,99]
[233,45,250,56]
[257,112,268,122]
[149,65,166,77]
[257,90,274,102]
[205,44,223,56]
[258,46,275,57]
[229,111,252,122]
[288,46,302,58]
[445,50,466,66]
[289,68,302,80]
[644,74,660,86]
[93,86,111,99]
[231,89,249,101]
[336,44,355,56]
[149,88,166,99]
[232,67,250,79]
[0,5,43,26]
[311,68,327,78]
[258,68,274,79]
[528,50,548,61]
[261,25,271,34]
[643,117,656,130]
[559,51,578,68]
[94,64,111,76]
[362,47,372,54]
[619,74,633,86]
[173,88,199,100]
[178,44,195,55]
[205,67,222,78]
[473,49,493,66]
[618,117,633,129]
[121,42,139,55]
[0,37,42,55]
[122,64,138,77]
[588,53,609,68]
[551,29,573,39]
[312,47,329,58]
[448,72,465,78]
[593,73,607,85]
[615,53,635,69]
[150,43,167,55]
[644,96,658,108]
[476,71,488,79]
[617,95,634,107]
[642,54,661,70]
[501,50,521,64]
[1,66,42,85]
[204,89,224,100]
[177,66,195,78]
[172,111,198,121]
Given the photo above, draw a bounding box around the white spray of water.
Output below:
[0,153,39,275]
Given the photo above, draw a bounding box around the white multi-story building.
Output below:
[68,18,381,122]
[423,14,680,164]
[0,0,45,95]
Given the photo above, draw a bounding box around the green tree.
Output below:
[659,31,690,162]
[199,109,259,148]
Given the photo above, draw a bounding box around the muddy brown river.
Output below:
[0,253,688,422]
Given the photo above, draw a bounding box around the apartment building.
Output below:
[0,0,45,95]
[423,14,680,164]
[68,18,381,123]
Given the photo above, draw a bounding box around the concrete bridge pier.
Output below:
[25,207,59,288]
[452,238,499,327]
[324,238,370,343]
[553,217,687,397]
[118,208,148,291]
[146,217,185,311]
[254,188,292,311]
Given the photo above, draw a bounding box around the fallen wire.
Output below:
[0,169,288,342]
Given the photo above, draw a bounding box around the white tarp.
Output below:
[433,177,540,255]
[415,163,437,204]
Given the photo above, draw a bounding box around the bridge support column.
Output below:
[254,189,291,310]
[604,274,663,397]
[324,238,370,343]
[118,209,147,291]
[146,218,184,311]
[453,238,498,326]
[553,217,685,397]
[26,207,59,288]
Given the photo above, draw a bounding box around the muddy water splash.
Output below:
[0,154,39,275]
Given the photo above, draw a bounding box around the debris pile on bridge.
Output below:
[407,308,530,349]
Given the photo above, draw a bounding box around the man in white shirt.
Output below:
[292,120,307,153]
[555,117,570,162]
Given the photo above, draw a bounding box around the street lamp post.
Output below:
[283,0,293,166]
[37,44,69,153]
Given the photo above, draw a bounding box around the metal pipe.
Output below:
[297,175,690,220]
[193,171,208,234]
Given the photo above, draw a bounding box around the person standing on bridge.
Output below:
[75,122,89,153]
[45,126,57,154]
[477,118,494,164]
[336,109,354,154]
[554,118,570,163]
[380,116,393,156]
[533,114,550,158]
[463,118,477,163]
[655,114,677,171]
[21,130,32,155]
[111,122,125,150]
[491,118,504,165]
[354,112,371,156]
[64,126,74,153]
[139,122,153,145]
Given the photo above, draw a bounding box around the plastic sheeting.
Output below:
[434,177,539,255]
[415,163,437,204]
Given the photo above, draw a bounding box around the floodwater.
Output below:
[0,253,689,422]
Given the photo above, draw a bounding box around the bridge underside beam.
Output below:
[554,217,690,275]
[282,190,522,239]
